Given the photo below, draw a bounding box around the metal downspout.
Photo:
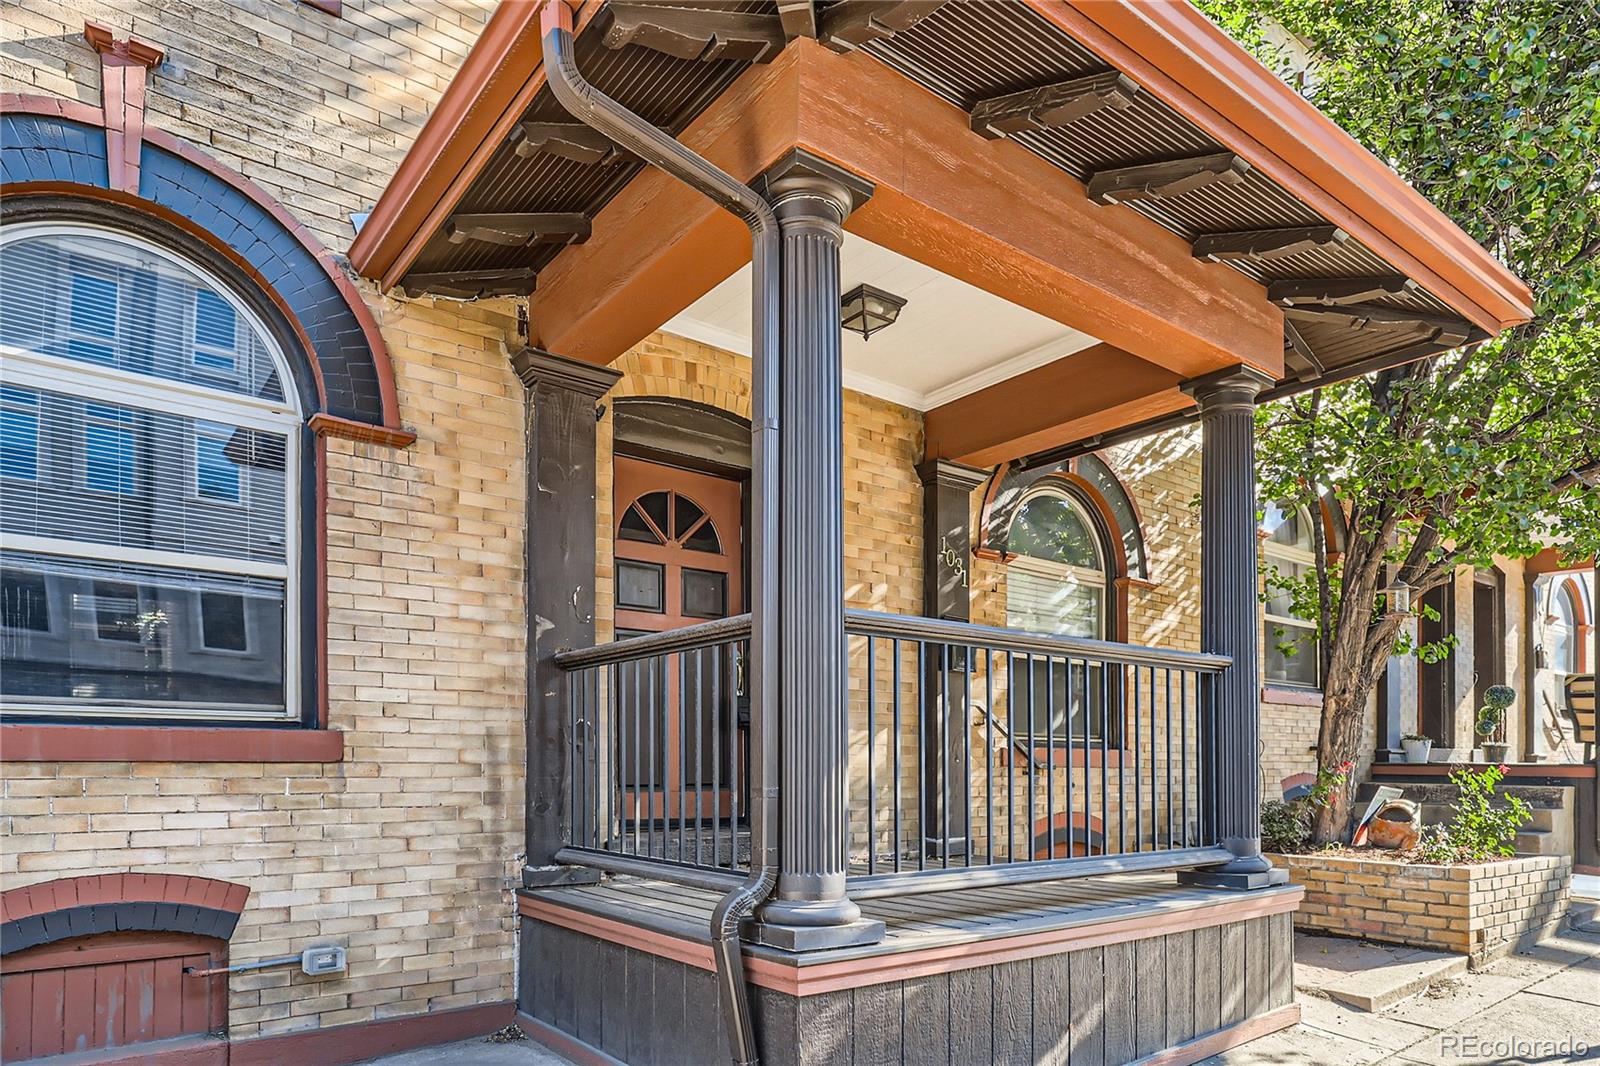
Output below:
[540,6,780,1065]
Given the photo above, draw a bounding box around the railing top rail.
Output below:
[843,608,1232,672]
[554,612,752,671]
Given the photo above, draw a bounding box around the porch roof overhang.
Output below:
[350,0,1531,465]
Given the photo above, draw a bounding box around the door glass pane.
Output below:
[674,495,705,539]
[682,568,727,619]
[683,518,721,554]
[616,559,664,612]
[618,502,664,544]
[638,491,669,535]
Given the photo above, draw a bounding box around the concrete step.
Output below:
[1514,828,1563,856]
[1294,933,1469,1012]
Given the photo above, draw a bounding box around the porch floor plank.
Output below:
[522,872,1298,966]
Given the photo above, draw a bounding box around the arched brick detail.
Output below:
[0,874,249,956]
[0,102,401,432]
[1031,813,1105,859]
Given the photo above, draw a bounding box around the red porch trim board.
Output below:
[1371,762,1597,781]
[0,724,344,763]
[227,1001,515,1066]
[518,885,1303,997]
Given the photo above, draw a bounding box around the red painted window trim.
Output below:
[0,724,343,763]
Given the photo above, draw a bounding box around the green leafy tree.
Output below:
[1196,0,1600,841]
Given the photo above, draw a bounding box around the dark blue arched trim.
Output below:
[1,113,389,427]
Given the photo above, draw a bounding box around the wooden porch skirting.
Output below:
[516,873,1303,1066]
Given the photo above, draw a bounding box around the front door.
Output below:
[613,456,743,825]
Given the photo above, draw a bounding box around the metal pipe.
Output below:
[540,9,779,1064]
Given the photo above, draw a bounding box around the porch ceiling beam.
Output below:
[1283,301,1473,345]
[923,343,1191,467]
[1191,224,1348,263]
[1085,151,1250,205]
[819,0,949,53]
[1268,275,1415,306]
[597,2,786,64]
[444,212,591,248]
[969,71,1140,140]
[510,121,633,167]
[530,41,1283,379]
[400,268,538,299]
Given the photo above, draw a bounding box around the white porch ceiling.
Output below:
[663,235,1099,411]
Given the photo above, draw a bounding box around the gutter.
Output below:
[539,4,781,1064]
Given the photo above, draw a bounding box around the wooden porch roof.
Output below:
[350,0,1530,451]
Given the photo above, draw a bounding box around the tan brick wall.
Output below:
[0,0,493,254]
[1274,852,1570,967]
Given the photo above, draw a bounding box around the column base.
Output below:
[751,916,886,952]
[1178,866,1290,891]
[522,864,603,888]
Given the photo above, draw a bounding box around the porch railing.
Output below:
[553,609,1232,896]
[554,615,752,890]
[842,610,1231,897]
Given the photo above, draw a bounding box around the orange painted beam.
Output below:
[924,344,1192,467]
[534,40,1282,381]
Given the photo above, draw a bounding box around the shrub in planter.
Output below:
[1401,733,1433,763]
[1262,799,1311,854]
[1415,764,1532,863]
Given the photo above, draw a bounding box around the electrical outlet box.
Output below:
[300,945,346,976]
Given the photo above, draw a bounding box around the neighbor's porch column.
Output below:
[1180,367,1289,890]
[754,150,884,949]
[514,347,621,888]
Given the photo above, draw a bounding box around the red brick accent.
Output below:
[0,724,344,763]
[83,22,163,194]
[0,874,249,924]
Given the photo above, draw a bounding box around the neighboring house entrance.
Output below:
[0,932,227,1062]
[1419,581,1457,745]
[612,455,745,826]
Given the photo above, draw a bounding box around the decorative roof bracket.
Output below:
[444,212,591,248]
[401,269,539,300]
[597,2,786,63]
[969,71,1140,140]
[1269,276,1416,306]
[1191,224,1349,262]
[511,121,634,167]
[1086,151,1250,205]
[1285,302,1472,346]
[819,0,949,53]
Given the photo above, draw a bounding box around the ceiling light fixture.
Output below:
[840,283,907,341]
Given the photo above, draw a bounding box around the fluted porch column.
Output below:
[1180,366,1289,890]
[753,150,884,950]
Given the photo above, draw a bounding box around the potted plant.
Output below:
[1476,684,1516,763]
[1401,733,1433,763]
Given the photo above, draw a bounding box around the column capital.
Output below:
[510,346,622,398]
[756,148,875,223]
[1180,364,1276,408]
[915,458,990,493]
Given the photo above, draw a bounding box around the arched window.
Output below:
[0,222,302,722]
[1261,501,1320,689]
[1004,485,1114,741]
[1549,581,1580,676]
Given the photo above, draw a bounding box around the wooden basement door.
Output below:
[613,456,744,825]
[0,932,227,1062]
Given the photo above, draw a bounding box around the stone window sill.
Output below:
[0,723,344,763]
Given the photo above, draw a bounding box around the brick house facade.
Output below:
[1,1,1537,1062]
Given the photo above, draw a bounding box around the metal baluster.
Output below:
[984,647,994,865]
[1166,666,1175,850]
[867,634,877,876]
[916,641,927,871]
[590,669,600,850]
[1024,653,1036,866]
[1133,664,1142,853]
[934,640,947,864]
[1005,651,1016,864]
[678,651,687,864]
[632,659,642,856]
[892,638,903,873]
[961,644,972,868]
[1118,663,1127,857]
[1099,657,1110,856]
[1067,656,1078,861]
[1182,670,1192,848]
[567,671,578,857]
[1045,655,1055,862]
[728,641,740,869]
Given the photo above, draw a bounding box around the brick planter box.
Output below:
[1269,852,1571,967]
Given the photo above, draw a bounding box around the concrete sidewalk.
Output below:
[1204,924,1600,1065]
